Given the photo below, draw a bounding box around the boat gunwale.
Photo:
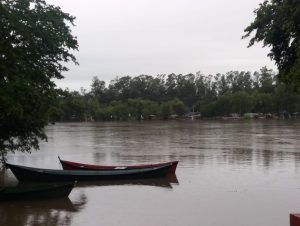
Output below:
[6,162,173,176]
[60,157,178,169]
[58,157,178,174]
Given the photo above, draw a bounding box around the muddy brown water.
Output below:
[1,120,300,226]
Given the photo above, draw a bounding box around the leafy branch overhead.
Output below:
[243,0,300,90]
[0,0,78,159]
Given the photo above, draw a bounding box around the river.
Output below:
[1,120,300,226]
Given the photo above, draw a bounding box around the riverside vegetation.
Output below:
[53,67,300,122]
[1,0,299,159]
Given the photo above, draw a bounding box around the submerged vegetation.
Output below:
[53,67,300,121]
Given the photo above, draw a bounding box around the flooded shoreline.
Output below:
[1,121,300,226]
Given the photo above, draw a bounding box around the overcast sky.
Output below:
[48,0,275,91]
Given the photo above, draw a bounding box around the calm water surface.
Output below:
[1,120,300,226]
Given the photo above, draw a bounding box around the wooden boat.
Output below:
[58,156,178,174]
[0,182,75,200]
[6,162,173,182]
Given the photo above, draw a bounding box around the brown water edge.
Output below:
[1,120,300,226]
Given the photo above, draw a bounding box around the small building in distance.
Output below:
[184,112,202,120]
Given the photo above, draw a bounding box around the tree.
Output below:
[243,0,300,91]
[91,77,106,97]
[252,92,275,113]
[90,76,107,103]
[215,73,230,95]
[0,0,78,161]
[170,98,187,116]
[59,91,86,121]
[109,76,131,101]
[176,74,197,108]
[160,101,172,119]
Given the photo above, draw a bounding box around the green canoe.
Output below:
[6,162,172,182]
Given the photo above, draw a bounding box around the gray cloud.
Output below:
[48,0,275,90]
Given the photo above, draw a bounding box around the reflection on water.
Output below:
[0,193,87,226]
[0,167,18,187]
[1,121,300,226]
[0,178,178,226]
[76,175,179,189]
[5,121,300,170]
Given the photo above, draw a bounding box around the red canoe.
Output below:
[58,157,178,174]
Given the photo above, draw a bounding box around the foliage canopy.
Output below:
[243,0,300,91]
[54,68,300,121]
[0,0,78,160]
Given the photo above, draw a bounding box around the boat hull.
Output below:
[59,158,178,174]
[6,163,172,182]
[0,182,75,200]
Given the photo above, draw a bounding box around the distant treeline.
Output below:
[52,67,300,121]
